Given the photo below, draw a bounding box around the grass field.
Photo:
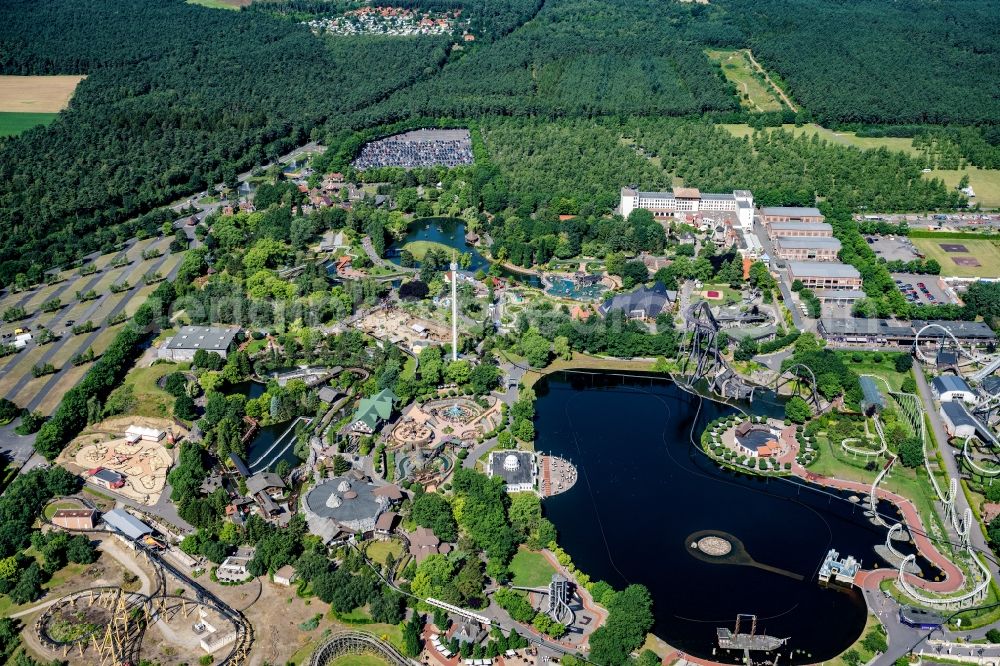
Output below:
[186,0,246,9]
[720,123,920,156]
[401,240,455,261]
[922,167,1000,208]
[122,362,187,418]
[365,540,403,566]
[0,75,84,113]
[0,112,58,137]
[509,548,557,588]
[910,237,1000,278]
[328,656,391,666]
[706,49,784,113]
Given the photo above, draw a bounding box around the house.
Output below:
[247,472,285,497]
[598,282,676,320]
[273,565,297,587]
[374,511,398,534]
[318,386,344,404]
[217,548,255,583]
[158,326,240,362]
[51,509,97,530]
[88,467,125,490]
[786,262,862,291]
[372,484,404,503]
[349,388,398,434]
[408,526,451,563]
[931,375,977,404]
[940,401,977,439]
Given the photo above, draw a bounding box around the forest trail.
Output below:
[745,50,798,112]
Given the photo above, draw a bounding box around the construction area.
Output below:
[353,306,450,352]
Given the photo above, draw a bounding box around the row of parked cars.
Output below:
[895,279,936,303]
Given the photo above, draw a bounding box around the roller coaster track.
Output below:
[969,356,1000,383]
[841,436,885,457]
[912,323,979,365]
[309,631,415,666]
[774,363,821,410]
[963,436,1000,477]
[896,543,991,608]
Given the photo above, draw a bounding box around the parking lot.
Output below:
[868,235,921,262]
[891,272,955,306]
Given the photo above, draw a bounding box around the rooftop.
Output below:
[247,471,286,495]
[774,236,842,249]
[911,320,996,340]
[859,377,886,411]
[598,282,675,319]
[932,374,973,395]
[761,206,824,217]
[304,477,387,523]
[941,400,977,428]
[767,221,833,232]
[166,326,239,352]
[103,509,152,540]
[788,261,861,279]
[352,387,398,430]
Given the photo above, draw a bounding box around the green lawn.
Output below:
[693,283,742,305]
[837,351,911,392]
[246,338,268,354]
[401,240,456,261]
[365,540,403,566]
[0,112,58,137]
[910,236,1000,278]
[122,362,188,418]
[509,548,557,588]
[922,167,1000,208]
[43,501,81,520]
[706,49,784,113]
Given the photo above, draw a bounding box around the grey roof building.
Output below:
[302,477,390,541]
[787,262,861,279]
[487,450,537,493]
[103,509,152,540]
[761,206,824,219]
[912,320,996,341]
[773,236,842,250]
[159,326,240,361]
[598,282,675,320]
[247,472,285,496]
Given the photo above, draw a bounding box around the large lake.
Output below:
[534,372,908,662]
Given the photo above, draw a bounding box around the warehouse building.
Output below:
[940,401,977,439]
[158,326,240,362]
[759,206,825,224]
[931,375,977,404]
[787,261,863,290]
[773,236,842,262]
[766,222,833,241]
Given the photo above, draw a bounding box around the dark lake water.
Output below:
[535,372,908,663]
[227,380,300,472]
[387,217,542,287]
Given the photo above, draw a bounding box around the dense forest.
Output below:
[720,0,1000,125]
[350,0,738,123]
[0,0,450,286]
[0,0,997,286]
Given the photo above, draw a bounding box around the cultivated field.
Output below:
[706,49,784,113]
[0,75,84,112]
[720,123,920,156]
[0,111,57,137]
[910,237,1000,278]
[922,167,1000,208]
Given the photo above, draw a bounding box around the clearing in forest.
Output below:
[922,167,1000,209]
[720,123,921,156]
[706,49,784,113]
[186,0,247,9]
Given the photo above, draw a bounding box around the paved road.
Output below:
[913,368,1000,584]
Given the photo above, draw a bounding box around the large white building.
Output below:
[620,187,755,231]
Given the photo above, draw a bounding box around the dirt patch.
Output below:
[952,256,981,267]
[940,243,969,253]
[0,75,85,112]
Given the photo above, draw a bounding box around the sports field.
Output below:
[910,237,1000,278]
[706,49,784,113]
[922,167,1000,208]
[720,123,919,156]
